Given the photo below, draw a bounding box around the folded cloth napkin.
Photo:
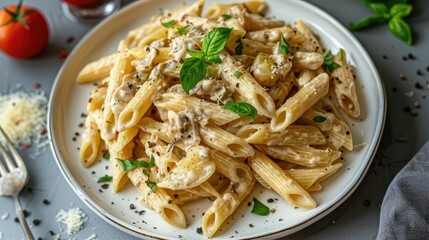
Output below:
[377,140,429,240]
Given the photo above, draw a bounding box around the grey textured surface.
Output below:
[0,0,428,239]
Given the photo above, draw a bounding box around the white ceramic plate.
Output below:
[48,0,386,239]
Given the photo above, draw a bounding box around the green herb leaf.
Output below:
[349,15,387,30]
[102,151,110,160]
[235,38,243,55]
[177,25,189,35]
[388,15,412,45]
[97,175,112,183]
[363,0,407,8]
[368,3,389,16]
[146,180,157,192]
[161,19,177,28]
[187,49,205,59]
[390,3,412,18]
[322,50,341,71]
[205,55,222,64]
[224,102,257,119]
[117,155,155,172]
[313,116,327,122]
[279,35,289,55]
[233,71,242,78]
[142,169,149,176]
[202,27,233,57]
[180,57,207,94]
[251,197,270,216]
[222,14,232,20]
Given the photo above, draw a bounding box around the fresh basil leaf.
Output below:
[251,197,270,216]
[390,3,412,18]
[279,35,289,55]
[224,102,257,119]
[349,15,387,30]
[146,180,157,192]
[202,27,233,56]
[117,156,155,172]
[102,151,110,160]
[161,20,176,28]
[142,169,148,176]
[187,49,205,59]
[388,15,412,45]
[233,71,242,78]
[222,14,232,20]
[368,3,389,16]
[235,38,243,55]
[180,57,207,94]
[313,116,327,122]
[177,25,189,35]
[97,175,112,183]
[322,50,341,71]
[205,55,222,64]
[363,0,407,8]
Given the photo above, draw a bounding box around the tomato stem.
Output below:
[0,0,30,29]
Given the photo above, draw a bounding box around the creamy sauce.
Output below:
[189,78,232,104]
[167,109,201,150]
[0,169,26,196]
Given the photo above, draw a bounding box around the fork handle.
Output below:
[14,196,35,240]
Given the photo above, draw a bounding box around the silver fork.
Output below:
[0,126,35,240]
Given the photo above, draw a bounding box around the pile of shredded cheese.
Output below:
[0,91,48,155]
[56,208,88,235]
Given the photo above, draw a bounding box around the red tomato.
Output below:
[63,0,99,7]
[0,5,49,59]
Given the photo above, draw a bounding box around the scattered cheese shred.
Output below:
[0,91,48,155]
[56,208,88,235]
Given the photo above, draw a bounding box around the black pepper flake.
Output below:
[249,223,254,227]
[27,187,32,193]
[72,137,76,141]
[270,208,276,213]
[267,198,274,203]
[426,66,429,72]
[14,217,19,223]
[402,56,408,61]
[346,131,350,135]
[130,204,136,210]
[279,218,284,221]
[382,54,388,60]
[404,106,411,112]
[196,227,203,234]
[399,73,407,80]
[42,199,50,205]
[23,210,30,218]
[247,202,251,206]
[37,237,43,240]
[363,199,371,207]
[417,70,423,76]
[392,87,397,92]
[49,230,56,236]
[408,53,416,60]
[101,184,109,189]
[411,109,418,116]
[91,171,96,174]
[33,219,41,226]
[78,122,84,128]
[174,194,179,198]
[98,189,103,193]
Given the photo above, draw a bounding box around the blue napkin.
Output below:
[377,140,429,239]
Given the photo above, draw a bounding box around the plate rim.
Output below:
[48,0,387,239]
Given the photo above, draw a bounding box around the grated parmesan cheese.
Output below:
[0,91,48,156]
[56,208,88,235]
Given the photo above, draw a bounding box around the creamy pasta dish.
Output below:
[77,0,361,237]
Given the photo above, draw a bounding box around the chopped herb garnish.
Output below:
[235,38,243,55]
[233,71,242,78]
[313,116,327,122]
[222,14,232,20]
[224,102,257,120]
[97,175,113,183]
[117,155,155,171]
[251,197,270,216]
[180,27,233,94]
[279,35,289,55]
[102,151,110,160]
[322,50,341,71]
[161,19,177,28]
[142,169,149,176]
[177,25,189,35]
[146,180,157,192]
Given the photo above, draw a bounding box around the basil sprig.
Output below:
[117,155,155,172]
[180,27,233,94]
[350,0,413,45]
[97,175,112,183]
[322,50,341,71]
[251,197,270,216]
[177,25,189,35]
[224,102,257,119]
[146,180,157,192]
[313,116,327,123]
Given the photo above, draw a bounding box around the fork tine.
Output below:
[0,126,23,168]
[0,142,16,170]
[0,157,6,175]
